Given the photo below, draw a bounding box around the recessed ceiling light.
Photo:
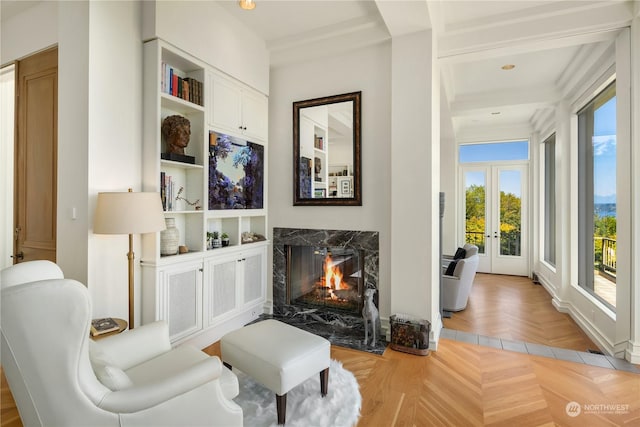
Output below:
[501,64,515,70]
[239,0,256,10]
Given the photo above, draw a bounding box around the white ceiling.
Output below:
[218,0,632,142]
[3,0,633,142]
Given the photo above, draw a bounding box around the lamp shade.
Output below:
[94,191,166,235]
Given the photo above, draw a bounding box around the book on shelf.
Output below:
[160,64,204,106]
[161,173,176,211]
[160,171,166,210]
[91,317,120,336]
[172,74,178,97]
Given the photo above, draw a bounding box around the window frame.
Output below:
[543,133,556,267]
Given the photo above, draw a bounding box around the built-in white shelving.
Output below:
[141,38,268,346]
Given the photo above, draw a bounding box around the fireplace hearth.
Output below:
[272,227,385,354]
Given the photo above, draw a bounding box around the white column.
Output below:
[390,30,441,346]
[628,11,640,364]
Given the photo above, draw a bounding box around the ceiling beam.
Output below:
[449,86,559,117]
[438,0,632,60]
[374,0,431,37]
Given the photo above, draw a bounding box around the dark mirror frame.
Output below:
[293,91,361,206]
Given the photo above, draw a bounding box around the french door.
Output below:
[460,163,529,275]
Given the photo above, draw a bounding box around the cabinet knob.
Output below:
[243,126,247,130]
[238,125,243,130]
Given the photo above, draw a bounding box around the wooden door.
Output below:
[14,47,58,263]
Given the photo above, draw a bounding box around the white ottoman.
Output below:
[220,319,331,425]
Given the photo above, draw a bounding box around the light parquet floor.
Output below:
[1,275,635,426]
[443,273,599,352]
[2,339,638,427]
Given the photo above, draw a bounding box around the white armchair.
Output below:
[442,253,479,312]
[443,243,479,263]
[1,261,243,427]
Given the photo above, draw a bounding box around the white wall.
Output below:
[57,1,90,285]
[268,42,392,323]
[145,0,270,95]
[629,6,640,364]
[0,66,15,270]
[439,82,457,255]
[0,1,57,65]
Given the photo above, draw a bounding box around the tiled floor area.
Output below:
[440,327,640,373]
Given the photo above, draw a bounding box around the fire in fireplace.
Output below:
[286,246,364,314]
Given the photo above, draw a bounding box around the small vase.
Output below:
[160,218,179,255]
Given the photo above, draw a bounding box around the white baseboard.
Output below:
[538,274,614,356]
[625,341,640,364]
[429,312,443,351]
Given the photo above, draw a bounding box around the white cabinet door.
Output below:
[209,72,268,143]
[241,246,266,305]
[158,260,203,343]
[204,254,238,326]
[204,246,266,326]
[209,73,242,134]
[241,89,268,143]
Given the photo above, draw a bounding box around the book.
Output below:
[160,172,166,210]
[91,317,120,336]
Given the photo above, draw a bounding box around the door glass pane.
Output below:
[499,170,521,256]
[464,171,486,254]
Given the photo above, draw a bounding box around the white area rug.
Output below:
[234,359,361,427]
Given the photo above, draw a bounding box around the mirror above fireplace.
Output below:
[293,92,361,206]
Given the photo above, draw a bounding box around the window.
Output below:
[543,134,556,266]
[459,140,529,163]
[577,82,616,310]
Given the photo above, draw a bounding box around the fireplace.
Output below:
[287,246,364,314]
[272,228,385,354]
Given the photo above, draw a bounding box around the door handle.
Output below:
[11,252,24,260]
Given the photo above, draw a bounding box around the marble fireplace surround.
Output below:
[271,227,386,354]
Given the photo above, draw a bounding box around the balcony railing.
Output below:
[464,230,521,256]
[464,233,615,273]
[465,231,485,253]
[595,236,616,275]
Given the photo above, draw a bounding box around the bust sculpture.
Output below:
[162,115,191,155]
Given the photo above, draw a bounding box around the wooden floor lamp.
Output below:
[93,189,166,329]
